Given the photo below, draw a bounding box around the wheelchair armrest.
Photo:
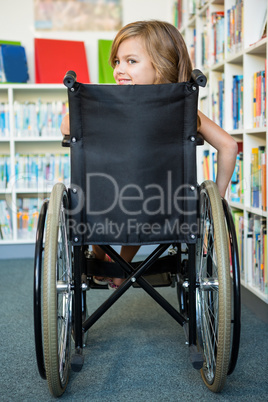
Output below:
[62,135,70,147]
[196,133,204,146]
[190,69,207,87]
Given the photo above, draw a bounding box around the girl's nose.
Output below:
[115,62,124,74]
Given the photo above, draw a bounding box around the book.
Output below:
[98,40,114,84]
[227,0,244,54]
[250,146,266,210]
[251,147,260,208]
[0,155,10,189]
[35,38,90,84]
[211,74,224,128]
[202,150,210,180]
[250,216,266,292]
[0,199,12,240]
[211,11,225,64]
[230,151,243,203]
[232,75,243,129]
[0,103,9,137]
[232,210,244,279]
[252,69,266,128]
[0,45,29,83]
[261,151,267,211]
[17,197,41,240]
[0,40,21,82]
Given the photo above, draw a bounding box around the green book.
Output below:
[0,40,21,46]
[98,39,115,84]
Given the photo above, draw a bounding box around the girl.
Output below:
[61,20,238,288]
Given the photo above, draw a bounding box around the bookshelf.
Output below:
[174,0,268,304]
[0,84,69,246]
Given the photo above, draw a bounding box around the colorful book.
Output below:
[0,44,29,83]
[251,148,259,208]
[232,75,243,129]
[227,0,244,54]
[202,150,210,180]
[0,199,12,240]
[15,153,70,189]
[17,197,41,240]
[35,38,90,84]
[232,210,244,279]
[252,69,266,128]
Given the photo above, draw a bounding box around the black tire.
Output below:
[222,199,241,375]
[196,181,231,392]
[43,183,73,397]
[33,199,49,380]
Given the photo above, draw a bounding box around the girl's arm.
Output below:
[198,110,238,198]
[60,113,70,135]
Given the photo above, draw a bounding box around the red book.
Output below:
[35,38,90,84]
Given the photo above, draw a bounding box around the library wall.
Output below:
[0,0,174,83]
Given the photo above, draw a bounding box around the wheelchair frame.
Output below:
[34,71,241,397]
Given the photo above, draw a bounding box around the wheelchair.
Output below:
[33,70,241,397]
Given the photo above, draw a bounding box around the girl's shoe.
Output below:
[108,279,120,290]
[93,277,109,285]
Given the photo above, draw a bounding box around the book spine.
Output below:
[227,1,244,54]
[15,153,70,189]
[17,197,40,240]
[13,100,68,138]
[0,199,13,240]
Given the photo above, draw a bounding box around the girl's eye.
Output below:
[114,59,119,66]
[128,59,136,64]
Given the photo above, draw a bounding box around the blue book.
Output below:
[1,45,29,83]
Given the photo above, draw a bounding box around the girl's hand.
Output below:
[60,114,70,136]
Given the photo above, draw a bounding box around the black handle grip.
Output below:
[62,135,70,147]
[191,69,207,87]
[196,133,204,146]
[63,70,77,88]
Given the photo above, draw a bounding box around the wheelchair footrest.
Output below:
[132,273,172,287]
[71,348,84,372]
[189,345,204,370]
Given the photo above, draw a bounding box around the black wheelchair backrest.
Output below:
[66,78,201,246]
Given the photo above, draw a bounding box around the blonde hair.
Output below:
[109,20,193,84]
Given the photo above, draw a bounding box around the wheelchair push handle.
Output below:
[63,70,77,88]
[191,69,207,88]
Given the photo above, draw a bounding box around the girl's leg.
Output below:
[92,245,109,281]
[92,244,140,286]
[92,245,106,260]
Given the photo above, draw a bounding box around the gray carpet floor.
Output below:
[0,258,268,401]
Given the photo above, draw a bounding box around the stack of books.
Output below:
[0,199,12,240]
[227,0,244,54]
[15,153,70,189]
[251,146,266,210]
[14,100,68,138]
[252,67,266,128]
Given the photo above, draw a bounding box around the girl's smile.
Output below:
[113,37,157,85]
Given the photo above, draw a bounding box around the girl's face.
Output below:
[113,37,157,85]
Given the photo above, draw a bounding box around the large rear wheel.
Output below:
[43,183,73,397]
[196,181,231,392]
